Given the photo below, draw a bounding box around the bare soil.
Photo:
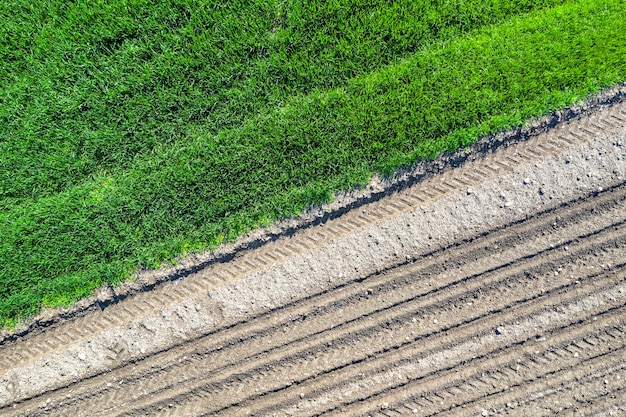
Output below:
[0,97,625,416]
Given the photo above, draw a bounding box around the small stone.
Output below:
[433,319,438,324]
[496,327,504,335]
[605,379,609,385]
[381,402,389,409]
[482,409,489,416]
[504,201,512,207]
[523,178,531,185]
[596,186,603,193]
[467,188,473,195]
[78,352,86,361]
[300,393,305,399]
[413,409,419,414]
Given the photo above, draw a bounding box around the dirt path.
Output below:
[1,97,625,416]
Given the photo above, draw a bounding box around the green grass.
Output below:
[1,0,625,328]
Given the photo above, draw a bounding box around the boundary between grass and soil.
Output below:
[1,83,624,344]
[1,86,625,411]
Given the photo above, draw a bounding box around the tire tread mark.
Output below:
[96,255,620,411]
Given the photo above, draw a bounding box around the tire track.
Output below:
[505,360,626,416]
[574,392,626,417]
[337,311,626,416]
[456,351,626,417]
[123,247,624,414]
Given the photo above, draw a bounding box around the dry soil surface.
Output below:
[1,98,626,417]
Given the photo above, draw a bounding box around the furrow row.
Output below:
[337,310,625,416]
[572,390,626,417]
[222,269,625,417]
[115,226,626,414]
[503,361,626,417]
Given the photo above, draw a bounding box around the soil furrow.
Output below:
[218,270,625,417]
[506,362,626,416]
[337,310,626,416]
[119,224,626,414]
[573,393,626,417]
[461,353,626,417]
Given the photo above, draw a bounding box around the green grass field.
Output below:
[1,0,625,328]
